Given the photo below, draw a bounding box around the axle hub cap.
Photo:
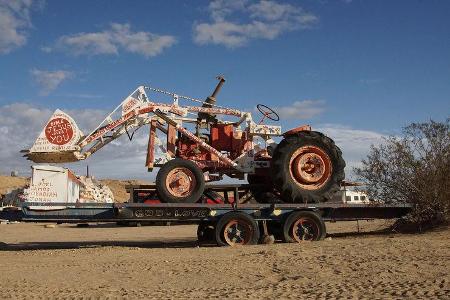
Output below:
[292,218,319,242]
[289,146,332,190]
[165,167,196,197]
[223,220,252,246]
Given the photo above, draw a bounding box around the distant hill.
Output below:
[99,179,151,202]
[0,175,28,198]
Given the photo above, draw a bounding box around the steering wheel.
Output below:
[257,104,280,123]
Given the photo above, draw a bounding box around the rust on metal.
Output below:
[223,219,253,246]
[153,108,239,169]
[166,123,176,157]
[146,120,157,170]
[291,218,319,242]
[289,146,332,190]
[183,105,241,117]
[283,125,312,136]
[165,167,196,197]
[177,126,238,168]
[138,103,242,117]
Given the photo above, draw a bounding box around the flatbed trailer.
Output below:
[0,184,412,246]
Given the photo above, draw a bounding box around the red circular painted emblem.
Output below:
[45,117,74,145]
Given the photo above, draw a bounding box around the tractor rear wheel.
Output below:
[156,158,205,203]
[247,174,279,203]
[271,131,345,203]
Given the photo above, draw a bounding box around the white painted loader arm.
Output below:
[24,86,151,163]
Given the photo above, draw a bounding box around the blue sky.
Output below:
[0,0,449,179]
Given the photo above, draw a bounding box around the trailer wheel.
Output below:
[156,159,205,203]
[197,221,215,243]
[215,212,260,246]
[271,131,345,203]
[282,211,326,243]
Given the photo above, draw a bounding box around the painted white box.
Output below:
[26,165,81,205]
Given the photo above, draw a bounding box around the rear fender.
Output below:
[282,125,311,137]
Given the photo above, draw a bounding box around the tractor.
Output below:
[23,76,345,204]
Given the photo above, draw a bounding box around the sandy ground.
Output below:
[0,220,448,299]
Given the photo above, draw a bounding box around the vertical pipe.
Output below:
[146,120,157,171]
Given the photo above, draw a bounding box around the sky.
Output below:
[0,0,449,180]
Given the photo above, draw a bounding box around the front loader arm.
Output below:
[24,84,247,165]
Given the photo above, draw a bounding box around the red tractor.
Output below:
[24,76,345,204]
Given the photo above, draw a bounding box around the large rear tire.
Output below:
[156,159,205,203]
[271,131,345,203]
[247,174,280,203]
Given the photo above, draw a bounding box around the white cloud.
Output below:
[317,124,386,179]
[58,93,103,99]
[208,0,248,22]
[58,31,117,55]
[47,23,176,58]
[0,103,52,175]
[275,100,325,119]
[30,69,73,95]
[0,0,36,54]
[194,0,318,48]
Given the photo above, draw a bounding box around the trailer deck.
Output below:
[0,202,411,223]
[0,183,412,246]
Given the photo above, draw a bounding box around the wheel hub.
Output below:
[295,153,326,183]
[289,146,332,190]
[224,220,252,246]
[292,218,318,242]
[165,167,196,197]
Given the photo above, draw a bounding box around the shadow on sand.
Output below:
[0,230,405,251]
[326,228,397,239]
[0,239,213,251]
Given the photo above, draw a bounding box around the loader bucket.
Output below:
[23,109,84,163]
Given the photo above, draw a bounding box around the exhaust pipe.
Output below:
[197,75,226,126]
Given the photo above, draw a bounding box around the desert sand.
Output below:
[0,220,448,299]
[1,175,448,298]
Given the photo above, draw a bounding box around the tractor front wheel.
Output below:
[156,159,205,203]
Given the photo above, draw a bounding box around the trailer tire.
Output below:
[271,131,345,203]
[197,221,215,243]
[282,211,326,243]
[215,212,260,246]
[156,159,205,203]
